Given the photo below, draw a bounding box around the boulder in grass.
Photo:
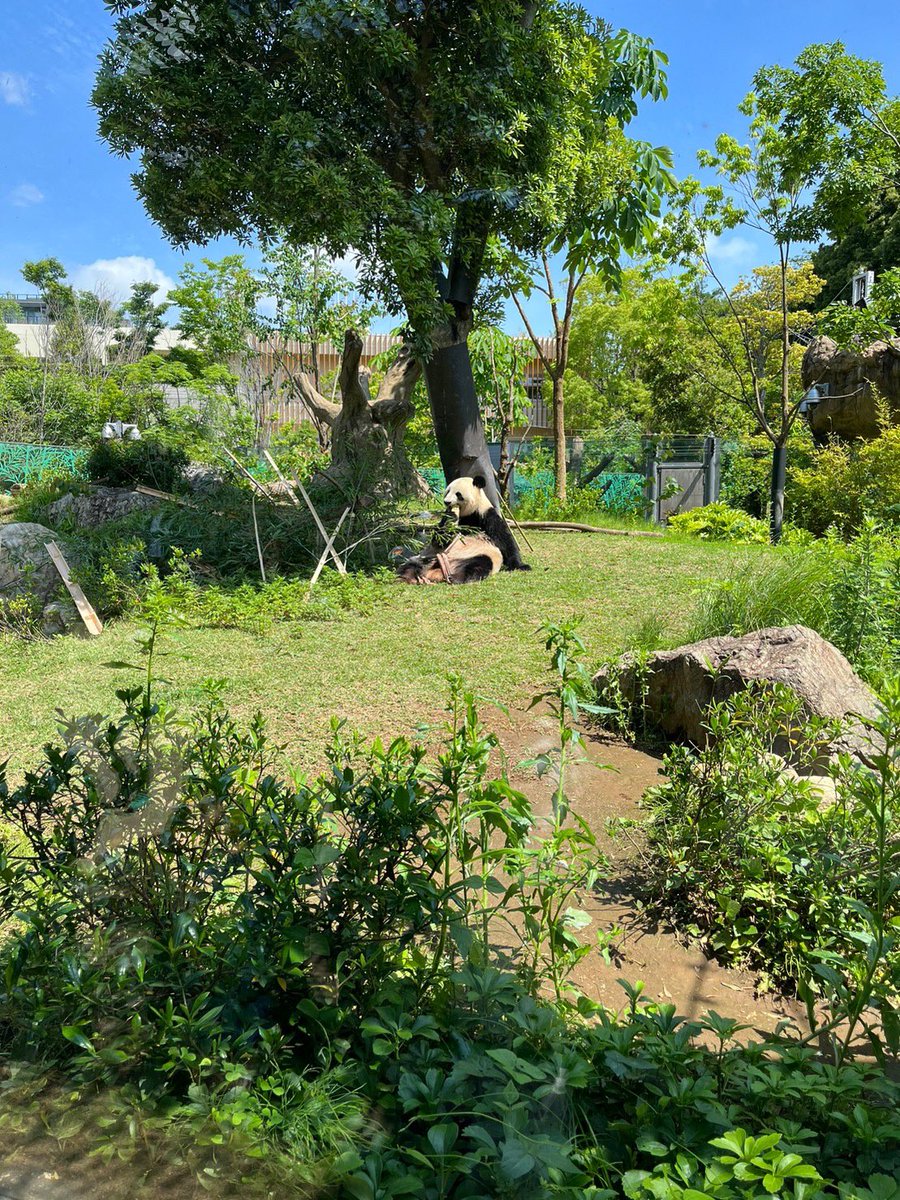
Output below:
[0,522,65,606]
[595,624,879,764]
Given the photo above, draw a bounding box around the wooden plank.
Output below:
[135,484,195,508]
[290,471,348,575]
[44,541,104,636]
[308,507,350,587]
[222,448,277,502]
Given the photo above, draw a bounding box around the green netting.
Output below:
[0,441,88,486]
[420,466,645,514]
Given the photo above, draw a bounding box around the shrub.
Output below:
[634,683,899,1060]
[791,426,900,537]
[668,501,769,543]
[86,436,189,492]
[0,364,102,445]
[137,551,392,632]
[0,650,899,1193]
[268,422,329,483]
[689,522,900,687]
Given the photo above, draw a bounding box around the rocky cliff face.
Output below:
[802,335,900,440]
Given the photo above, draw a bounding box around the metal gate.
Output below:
[646,436,721,523]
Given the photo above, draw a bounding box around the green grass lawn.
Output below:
[0,531,762,774]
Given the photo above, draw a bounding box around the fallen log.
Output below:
[516,520,663,538]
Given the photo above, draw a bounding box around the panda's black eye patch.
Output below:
[456,492,462,499]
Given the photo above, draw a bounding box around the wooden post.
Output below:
[250,495,266,583]
[262,449,301,506]
[222,448,274,501]
[290,470,348,575]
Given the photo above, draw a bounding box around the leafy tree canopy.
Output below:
[818,265,900,347]
[812,180,900,308]
[747,41,900,243]
[564,268,746,436]
[117,280,170,358]
[94,1,670,343]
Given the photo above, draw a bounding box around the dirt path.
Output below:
[494,708,808,1038]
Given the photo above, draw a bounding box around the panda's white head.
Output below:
[443,474,492,519]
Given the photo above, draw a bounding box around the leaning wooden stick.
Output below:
[250,494,266,583]
[135,484,196,508]
[44,541,103,636]
[290,470,348,575]
[262,449,301,507]
[308,507,351,588]
[498,491,534,553]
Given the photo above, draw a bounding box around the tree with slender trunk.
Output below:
[506,254,584,501]
[468,326,532,499]
[93,1,669,526]
[665,41,900,542]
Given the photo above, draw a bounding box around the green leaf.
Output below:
[61,1026,94,1053]
[427,1122,459,1156]
[499,1138,536,1180]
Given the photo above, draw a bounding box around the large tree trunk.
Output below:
[293,331,428,503]
[551,372,566,502]
[423,325,500,508]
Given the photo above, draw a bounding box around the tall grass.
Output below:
[688,549,833,641]
[688,521,900,689]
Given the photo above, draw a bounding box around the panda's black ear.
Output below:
[472,473,486,489]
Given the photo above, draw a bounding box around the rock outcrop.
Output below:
[596,624,879,763]
[0,522,66,606]
[802,335,900,441]
[46,486,159,529]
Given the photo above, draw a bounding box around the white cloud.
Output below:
[9,183,44,207]
[331,250,361,281]
[705,233,756,265]
[71,256,175,304]
[0,72,30,106]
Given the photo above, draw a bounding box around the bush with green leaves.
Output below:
[268,421,330,483]
[720,431,819,521]
[668,502,770,543]
[136,550,392,632]
[86,435,189,492]
[0,626,898,1195]
[791,425,900,537]
[689,521,900,688]
[633,684,899,1056]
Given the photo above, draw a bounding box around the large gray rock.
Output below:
[0,522,65,606]
[802,335,900,441]
[46,486,158,529]
[596,625,879,761]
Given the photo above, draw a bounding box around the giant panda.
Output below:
[442,475,530,571]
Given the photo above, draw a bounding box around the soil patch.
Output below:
[494,707,808,1039]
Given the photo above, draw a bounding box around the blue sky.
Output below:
[2,0,899,334]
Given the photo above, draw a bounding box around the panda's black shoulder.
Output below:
[467,505,529,570]
[478,506,506,539]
